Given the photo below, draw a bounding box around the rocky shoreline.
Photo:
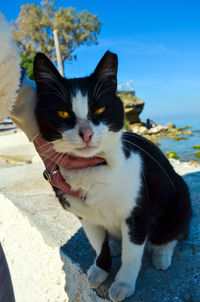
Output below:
[126,121,192,146]
[118,91,197,161]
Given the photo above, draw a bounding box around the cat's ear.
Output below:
[93,51,118,92]
[33,52,62,92]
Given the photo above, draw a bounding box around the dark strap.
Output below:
[0,243,15,302]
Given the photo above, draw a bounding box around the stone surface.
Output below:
[62,162,200,301]
[0,162,108,302]
[0,156,199,302]
[117,91,144,123]
[165,122,176,129]
[0,131,40,163]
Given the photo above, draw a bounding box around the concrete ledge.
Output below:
[0,161,199,301]
[0,162,108,302]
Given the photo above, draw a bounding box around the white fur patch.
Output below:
[57,131,144,300]
[87,264,108,288]
[152,240,177,270]
[59,139,142,239]
[72,90,88,119]
[108,222,145,300]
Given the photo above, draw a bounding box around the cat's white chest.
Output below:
[59,152,142,238]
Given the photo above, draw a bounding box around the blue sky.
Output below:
[1,0,200,122]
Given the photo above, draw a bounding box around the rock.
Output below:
[176,126,192,131]
[195,151,200,158]
[0,131,38,163]
[166,151,179,159]
[117,91,144,123]
[166,122,175,129]
[148,125,168,134]
[193,145,200,149]
[131,125,148,135]
[0,159,200,302]
[189,160,200,166]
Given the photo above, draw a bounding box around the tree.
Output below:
[13,0,102,71]
[20,54,34,80]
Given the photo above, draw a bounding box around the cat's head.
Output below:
[34,51,124,158]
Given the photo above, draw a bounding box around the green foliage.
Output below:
[176,126,192,131]
[166,151,179,159]
[20,54,34,80]
[195,151,200,158]
[124,120,131,131]
[12,0,102,65]
[193,145,200,149]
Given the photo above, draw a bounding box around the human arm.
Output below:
[33,135,105,196]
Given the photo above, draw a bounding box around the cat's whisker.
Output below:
[141,172,149,202]
[57,153,70,171]
[42,149,59,161]
[36,74,66,100]
[123,132,164,152]
[44,152,61,171]
[36,141,63,155]
[93,71,115,99]
[36,78,66,102]
[96,87,115,100]
[35,138,62,150]
[122,138,176,191]
[43,146,66,171]
[38,71,67,100]
[51,153,66,173]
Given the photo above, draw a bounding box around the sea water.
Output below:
[155,116,200,163]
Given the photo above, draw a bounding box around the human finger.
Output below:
[50,171,80,197]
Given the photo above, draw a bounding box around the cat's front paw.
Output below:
[109,280,135,301]
[87,264,108,288]
[152,250,172,270]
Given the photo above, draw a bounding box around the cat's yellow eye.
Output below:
[57,111,70,119]
[95,107,105,115]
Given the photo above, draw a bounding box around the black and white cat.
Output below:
[34,51,191,301]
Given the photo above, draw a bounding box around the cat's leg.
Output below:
[82,220,111,288]
[152,240,177,270]
[109,237,121,257]
[109,221,145,301]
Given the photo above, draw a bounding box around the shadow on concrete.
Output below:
[61,171,200,302]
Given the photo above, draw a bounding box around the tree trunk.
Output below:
[53,29,64,76]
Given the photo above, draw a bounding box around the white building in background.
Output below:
[117,80,135,95]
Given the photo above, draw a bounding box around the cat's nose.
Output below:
[79,127,93,143]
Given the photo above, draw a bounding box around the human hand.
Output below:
[33,135,105,196]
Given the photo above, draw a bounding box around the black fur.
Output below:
[122,132,192,246]
[53,187,70,209]
[34,50,191,252]
[96,233,112,273]
[34,51,124,142]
